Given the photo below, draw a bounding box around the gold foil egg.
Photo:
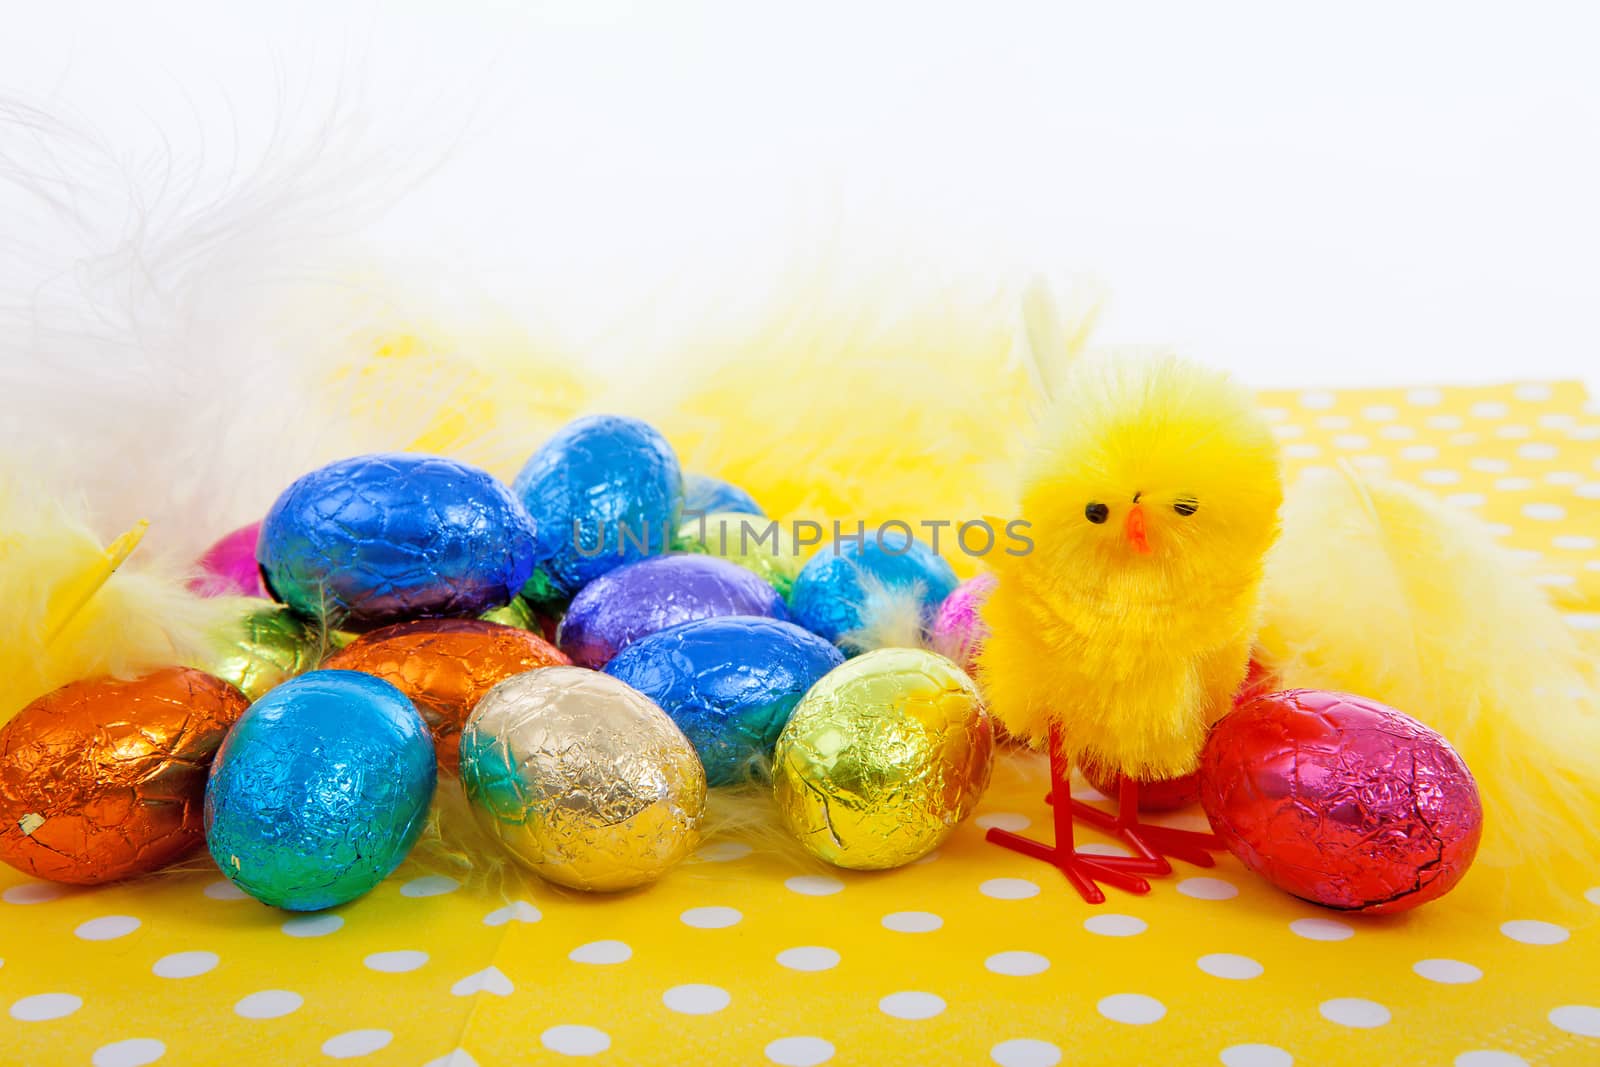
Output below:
[458,667,706,892]
[205,606,322,700]
[773,647,993,869]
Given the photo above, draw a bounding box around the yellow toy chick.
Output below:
[979,352,1283,902]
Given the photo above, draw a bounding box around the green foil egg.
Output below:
[675,511,803,601]
[206,606,323,700]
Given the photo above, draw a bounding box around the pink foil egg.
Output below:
[930,573,996,675]
[191,521,266,598]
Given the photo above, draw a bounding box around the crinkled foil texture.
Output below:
[604,616,843,785]
[0,668,249,884]
[1201,688,1482,914]
[204,671,437,911]
[324,618,569,769]
[773,647,993,869]
[259,453,537,630]
[459,668,706,892]
[206,606,322,700]
[789,531,959,647]
[675,511,800,601]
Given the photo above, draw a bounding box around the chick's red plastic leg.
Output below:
[1067,776,1222,869]
[985,726,1156,904]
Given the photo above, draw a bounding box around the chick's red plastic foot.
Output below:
[985,827,1152,905]
[1059,776,1223,869]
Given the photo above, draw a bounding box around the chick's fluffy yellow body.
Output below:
[979,355,1283,780]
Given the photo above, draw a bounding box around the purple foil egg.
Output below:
[929,573,996,675]
[557,555,788,668]
[190,521,267,598]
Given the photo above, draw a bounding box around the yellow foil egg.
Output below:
[773,647,993,869]
[458,667,706,892]
[205,606,323,700]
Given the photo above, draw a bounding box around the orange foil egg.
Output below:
[0,667,250,885]
[322,618,570,769]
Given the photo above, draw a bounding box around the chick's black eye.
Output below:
[1174,498,1198,516]
[1085,502,1109,524]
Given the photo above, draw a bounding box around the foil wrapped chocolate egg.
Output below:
[1200,688,1482,914]
[512,415,684,602]
[557,554,788,669]
[675,511,802,600]
[190,520,267,597]
[0,668,250,885]
[930,573,996,675]
[204,605,323,700]
[259,453,537,631]
[322,618,569,770]
[790,528,959,650]
[604,616,844,785]
[682,472,764,517]
[204,671,436,910]
[459,668,706,892]
[773,648,993,869]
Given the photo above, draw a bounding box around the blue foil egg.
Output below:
[682,472,764,518]
[557,554,788,669]
[203,671,436,911]
[512,415,684,601]
[258,453,537,631]
[605,617,843,786]
[789,528,959,650]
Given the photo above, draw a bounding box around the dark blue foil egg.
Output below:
[258,453,537,631]
[682,472,764,518]
[203,671,436,911]
[557,554,788,668]
[605,616,843,785]
[789,528,959,649]
[512,415,684,601]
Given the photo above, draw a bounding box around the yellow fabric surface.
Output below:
[3,381,1599,1067]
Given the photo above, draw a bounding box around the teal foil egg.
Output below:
[604,616,843,785]
[789,528,959,651]
[203,671,436,911]
[513,415,684,602]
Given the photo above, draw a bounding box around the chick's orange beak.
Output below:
[1125,503,1152,555]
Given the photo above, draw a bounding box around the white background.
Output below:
[3,0,1597,390]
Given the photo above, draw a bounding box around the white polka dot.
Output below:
[1588,561,1600,573]
[1496,477,1534,491]
[568,940,632,965]
[1319,998,1390,1028]
[1568,613,1600,631]
[2,883,66,905]
[153,951,219,979]
[980,878,1040,900]
[1084,914,1146,937]
[1283,443,1321,460]
[1259,407,1290,422]
[1178,877,1239,900]
[1426,414,1463,430]
[1585,887,1600,906]
[1412,958,1482,984]
[203,880,249,901]
[785,875,844,896]
[1332,434,1369,450]
[778,946,840,972]
[322,1031,392,1059]
[400,876,459,898]
[680,906,742,929]
[1299,391,1336,409]
[1570,426,1600,440]
[1421,469,1462,485]
[364,950,428,973]
[450,967,513,997]
[541,1026,611,1057]
[880,991,946,1020]
[912,850,942,866]
[1540,412,1578,428]
[75,915,140,941]
[765,1037,834,1066]
[1518,443,1560,460]
[1363,405,1398,421]
[282,915,343,938]
[1454,1052,1529,1067]
[1272,424,1304,440]
[1445,493,1487,509]
[1399,444,1439,461]
[9,993,82,1021]
[1077,842,1133,856]
[1470,401,1508,418]
[664,984,731,1015]
[1495,425,1533,439]
[1508,548,1543,563]
[975,812,1031,832]
[1500,919,1569,944]
[1198,953,1263,979]
[882,911,943,933]
[990,1039,1062,1067]
[1316,414,1351,430]
[986,951,1050,976]
[483,901,541,926]
[1379,424,1416,440]
[1290,918,1354,941]
[695,841,752,862]
[1350,455,1389,470]
[1098,993,1166,1024]
[1407,388,1443,406]
[92,1039,165,1067]
[425,1048,481,1066]
[1548,1005,1600,1037]
[1578,482,1600,498]
[234,990,303,1019]
[1534,574,1575,587]
[1469,457,1510,473]
[1515,383,1553,401]
[1523,502,1567,521]
[1220,1045,1294,1067]
[1546,471,1583,484]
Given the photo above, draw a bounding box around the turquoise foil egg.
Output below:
[789,528,959,651]
[604,616,843,785]
[513,415,684,602]
[203,671,436,911]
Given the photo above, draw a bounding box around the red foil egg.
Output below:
[1200,688,1482,914]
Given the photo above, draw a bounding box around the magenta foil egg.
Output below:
[930,573,996,675]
